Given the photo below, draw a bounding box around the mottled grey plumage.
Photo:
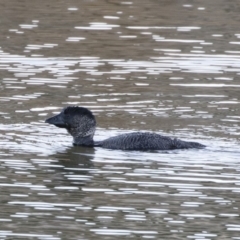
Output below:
[45,106,205,151]
[96,132,204,150]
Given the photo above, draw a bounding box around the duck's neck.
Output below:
[73,135,94,147]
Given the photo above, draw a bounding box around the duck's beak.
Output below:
[45,113,66,128]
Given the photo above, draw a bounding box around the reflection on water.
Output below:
[1,0,240,239]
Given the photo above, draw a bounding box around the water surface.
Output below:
[1,0,240,239]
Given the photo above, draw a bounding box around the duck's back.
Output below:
[96,132,205,150]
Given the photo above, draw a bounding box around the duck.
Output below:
[45,106,206,151]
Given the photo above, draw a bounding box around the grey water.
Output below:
[1,0,240,239]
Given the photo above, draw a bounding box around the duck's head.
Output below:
[45,106,96,141]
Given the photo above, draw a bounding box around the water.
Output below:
[1,0,240,239]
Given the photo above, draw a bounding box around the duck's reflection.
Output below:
[48,146,95,187]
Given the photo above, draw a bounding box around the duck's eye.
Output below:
[63,108,69,115]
